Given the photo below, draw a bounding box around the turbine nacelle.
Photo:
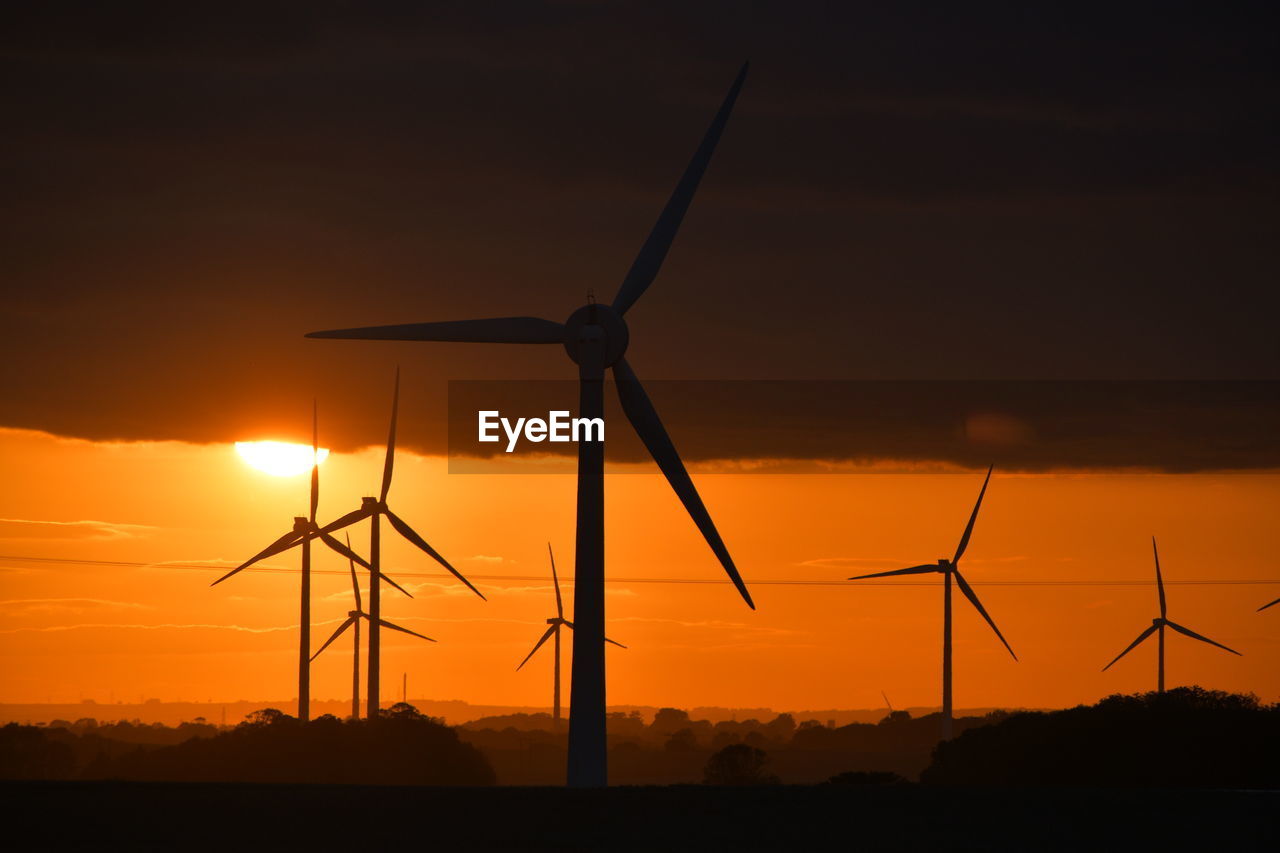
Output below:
[563,303,629,366]
[292,517,309,533]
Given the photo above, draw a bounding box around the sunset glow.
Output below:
[234,441,329,477]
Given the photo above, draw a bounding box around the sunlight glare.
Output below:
[235,441,329,477]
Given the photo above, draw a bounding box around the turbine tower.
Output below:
[312,533,435,719]
[305,64,755,785]
[848,466,1016,741]
[1103,537,1241,692]
[317,369,484,719]
[212,404,368,722]
[517,543,626,730]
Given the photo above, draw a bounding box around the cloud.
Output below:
[467,555,506,564]
[0,618,349,635]
[0,598,152,614]
[0,518,157,542]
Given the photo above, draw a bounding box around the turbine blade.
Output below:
[516,625,558,671]
[557,621,622,650]
[612,62,749,315]
[1153,536,1167,618]
[346,533,361,613]
[211,529,302,585]
[953,569,1017,661]
[848,564,941,580]
[384,506,486,600]
[548,542,564,618]
[1259,597,1280,612]
[378,571,414,599]
[376,617,435,643]
[318,529,371,570]
[306,317,565,344]
[318,506,373,535]
[1164,620,1242,656]
[310,401,319,523]
[310,617,355,662]
[1102,623,1159,671]
[953,465,993,566]
[613,358,753,609]
[381,367,399,503]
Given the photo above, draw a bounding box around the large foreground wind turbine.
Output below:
[1103,537,1241,692]
[517,543,625,730]
[317,370,484,720]
[306,64,754,785]
[212,405,369,722]
[848,466,1016,741]
[312,534,435,719]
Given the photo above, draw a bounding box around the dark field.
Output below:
[7,780,1276,851]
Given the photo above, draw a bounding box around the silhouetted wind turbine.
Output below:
[312,532,434,719]
[517,543,625,730]
[306,64,754,785]
[212,404,369,722]
[848,466,1016,741]
[317,369,484,720]
[1103,537,1241,692]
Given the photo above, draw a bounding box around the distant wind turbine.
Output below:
[517,543,625,730]
[212,404,369,722]
[312,533,435,719]
[305,63,754,785]
[1103,537,1241,692]
[848,466,1016,741]
[316,369,484,720]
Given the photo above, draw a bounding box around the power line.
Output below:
[1,553,1276,588]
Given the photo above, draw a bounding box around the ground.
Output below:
[6,781,1276,850]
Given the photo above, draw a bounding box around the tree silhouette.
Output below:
[922,686,1279,788]
[702,743,780,786]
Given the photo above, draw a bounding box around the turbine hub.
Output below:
[563,303,629,367]
[1153,617,1164,626]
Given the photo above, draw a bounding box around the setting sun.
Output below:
[234,440,329,476]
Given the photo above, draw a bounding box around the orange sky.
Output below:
[1,425,1276,713]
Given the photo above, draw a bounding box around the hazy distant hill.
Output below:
[0,699,1034,728]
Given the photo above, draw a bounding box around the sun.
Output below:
[235,441,329,477]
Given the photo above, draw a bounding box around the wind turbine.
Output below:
[305,64,755,786]
[848,466,1016,741]
[1103,537,1241,692]
[316,368,485,720]
[312,533,435,719]
[212,404,369,722]
[517,543,625,730]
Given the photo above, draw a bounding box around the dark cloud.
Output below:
[1,2,1277,461]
